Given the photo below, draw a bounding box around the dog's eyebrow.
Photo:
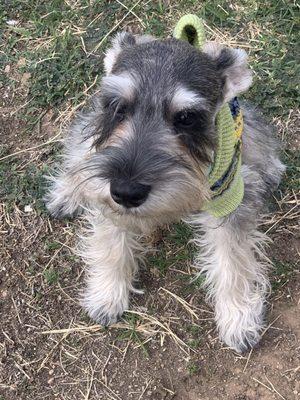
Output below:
[170,86,208,111]
[101,73,136,101]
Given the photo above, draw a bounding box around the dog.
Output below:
[45,31,285,353]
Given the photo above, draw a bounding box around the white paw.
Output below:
[44,176,79,218]
[81,285,129,326]
[216,303,265,353]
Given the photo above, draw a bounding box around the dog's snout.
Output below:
[110,179,151,208]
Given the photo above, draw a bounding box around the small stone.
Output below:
[24,205,33,213]
[21,72,31,86]
[6,19,19,26]
[17,57,26,67]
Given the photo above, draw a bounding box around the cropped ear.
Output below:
[203,42,253,102]
[104,32,155,75]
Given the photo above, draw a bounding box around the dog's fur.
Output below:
[45,32,285,353]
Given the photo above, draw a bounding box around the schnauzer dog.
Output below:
[46,32,284,353]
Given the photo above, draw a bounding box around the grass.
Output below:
[118,313,150,357]
[45,240,62,251]
[187,361,200,375]
[0,158,48,213]
[188,338,202,349]
[43,267,59,285]
[271,260,297,290]
[147,223,194,275]
[281,150,300,191]
[1,0,298,126]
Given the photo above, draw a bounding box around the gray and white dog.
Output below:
[46,32,285,353]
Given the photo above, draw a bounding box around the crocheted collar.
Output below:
[173,15,244,218]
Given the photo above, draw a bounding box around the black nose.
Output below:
[110,179,151,208]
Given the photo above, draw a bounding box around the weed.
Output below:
[43,268,59,285]
[0,159,48,213]
[118,312,149,358]
[187,324,201,336]
[45,240,61,251]
[188,338,202,349]
[271,260,296,290]
[187,361,200,375]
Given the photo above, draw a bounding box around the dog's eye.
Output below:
[115,103,127,122]
[174,110,197,127]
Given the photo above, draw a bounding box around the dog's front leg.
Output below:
[187,211,269,353]
[45,169,84,218]
[80,213,144,325]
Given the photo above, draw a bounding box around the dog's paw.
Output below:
[45,194,81,219]
[81,289,129,326]
[217,305,265,353]
[221,328,262,353]
[44,178,80,219]
[45,197,75,219]
[45,195,70,218]
[87,306,123,326]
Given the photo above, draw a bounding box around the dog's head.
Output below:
[80,32,252,222]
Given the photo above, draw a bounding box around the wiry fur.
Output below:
[45,32,285,353]
[79,210,145,324]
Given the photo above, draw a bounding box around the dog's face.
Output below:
[80,33,252,222]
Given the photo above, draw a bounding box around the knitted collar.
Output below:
[173,15,244,218]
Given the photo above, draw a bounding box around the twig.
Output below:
[37,329,70,372]
[138,379,152,400]
[127,310,192,354]
[243,348,253,372]
[116,0,145,27]
[0,132,61,162]
[252,377,273,392]
[243,315,281,372]
[261,315,281,337]
[14,362,31,380]
[265,375,286,400]
[265,204,299,233]
[11,296,22,324]
[159,287,198,320]
[87,0,142,57]
[84,360,96,400]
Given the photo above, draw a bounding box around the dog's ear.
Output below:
[203,42,252,102]
[104,32,155,75]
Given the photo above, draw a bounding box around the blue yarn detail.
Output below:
[229,97,240,118]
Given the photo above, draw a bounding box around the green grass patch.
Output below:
[188,338,202,349]
[280,150,300,191]
[0,158,49,214]
[118,312,149,357]
[43,267,59,285]
[2,0,298,128]
[45,240,61,251]
[149,223,195,276]
[271,260,296,290]
[187,361,200,375]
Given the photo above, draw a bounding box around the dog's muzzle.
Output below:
[110,179,151,208]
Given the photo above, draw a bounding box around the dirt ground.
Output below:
[1,3,300,400]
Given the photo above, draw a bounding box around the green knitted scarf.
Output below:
[173,14,244,218]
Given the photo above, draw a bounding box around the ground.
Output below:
[0,1,299,399]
